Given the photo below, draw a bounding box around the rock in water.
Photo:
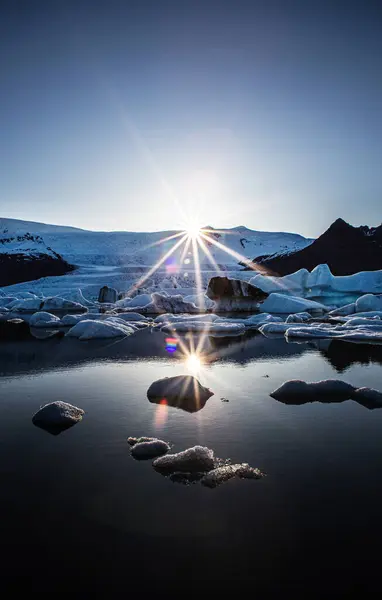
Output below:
[270,380,382,410]
[32,401,84,435]
[206,276,268,311]
[147,375,213,412]
[130,439,170,459]
[153,446,215,473]
[0,318,32,340]
[98,286,118,303]
[201,464,264,488]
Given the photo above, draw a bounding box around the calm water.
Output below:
[1,329,382,593]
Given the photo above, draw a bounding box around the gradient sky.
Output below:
[1,0,381,237]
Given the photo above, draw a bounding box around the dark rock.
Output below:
[0,318,32,340]
[253,218,382,276]
[98,286,118,303]
[147,375,213,413]
[206,276,269,301]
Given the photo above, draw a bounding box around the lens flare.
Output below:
[185,353,202,373]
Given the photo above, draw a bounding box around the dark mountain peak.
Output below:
[326,218,354,234]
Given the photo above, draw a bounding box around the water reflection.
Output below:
[0,329,382,379]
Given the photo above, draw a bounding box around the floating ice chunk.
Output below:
[130,439,171,459]
[153,446,215,473]
[183,293,215,310]
[32,401,84,434]
[7,298,43,312]
[42,297,85,312]
[147,375,213,411]
[201,463,264,488]
[0,296,18,308]
[259,293,327,314]
[161,321,245,334]
[66,319,135,340]
[329,303,356,316]
[29,311,61,328]
[356,294,382,313]
[154,313,218,324]
[285,312,311,323]
[61,313,91,326]
[112,312,150,322]
[344,316,381,326]
[214,313,283,330]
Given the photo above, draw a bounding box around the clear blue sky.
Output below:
[1,0,381,236]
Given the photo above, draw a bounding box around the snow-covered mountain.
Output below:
[0,218,313,268]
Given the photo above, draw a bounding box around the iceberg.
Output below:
[355,294,382,313]
[259,293,327,314]
[42,297,85,312]
[66,319,135,340]
[29,311,61,328]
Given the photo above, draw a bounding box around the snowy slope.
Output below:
[0,219,313,267]
[0,232,58,258]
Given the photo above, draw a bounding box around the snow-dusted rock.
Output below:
[130,439,170,459]
[355,294,382,313]
[147,375,213,409]
[7,297,43,312]
[29,311,61,328]
[201,463,264,488]
[153,445,215,473]
[32,401,84,426]
[259,293,327,314]
[98,286,117,303]
[42,297,85,312]
[66,319,135,340]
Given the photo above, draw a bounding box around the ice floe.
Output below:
[29,311,61,327]
[259,293,327,314]
[42,297,85,312]
[66,319,135,340]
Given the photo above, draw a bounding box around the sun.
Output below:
[185,223,202,239]
[185,353,202,372]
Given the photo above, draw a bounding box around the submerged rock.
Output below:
[201,463,264,488]
[32,401,84,435]
[153,445,215,474]
[130,439,170,459]
[147,375,213,413]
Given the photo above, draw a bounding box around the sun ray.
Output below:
[199,231,269,272]
[191,236,204,309]
[138,230,187,252]
[128,233,187,294]
[196,235,223,274]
